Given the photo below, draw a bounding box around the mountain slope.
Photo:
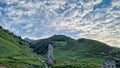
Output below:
[31,35,120,68]
[30,35,73,54]
[0,26,43,68]
[24,38,34,43]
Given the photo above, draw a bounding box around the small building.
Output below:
[101,58,120,68]
[114,58,120,68]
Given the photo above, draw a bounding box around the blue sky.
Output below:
[0,0,120,47]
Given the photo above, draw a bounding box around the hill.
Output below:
[0,26,43,68]
[31,35,120,68]
[30,35,73,54]
[24,38,34,43]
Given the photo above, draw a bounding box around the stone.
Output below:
[48,44,54,65]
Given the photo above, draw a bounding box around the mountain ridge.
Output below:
[24,37,34,43]
[31,35,120,68]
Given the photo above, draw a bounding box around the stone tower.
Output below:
[48,44,54,65]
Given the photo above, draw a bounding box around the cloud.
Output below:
[0,0,120,47]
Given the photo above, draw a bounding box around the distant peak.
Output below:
[24,37,34,43]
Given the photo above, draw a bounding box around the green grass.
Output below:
[31,35,120,68]
[0,27,43,68]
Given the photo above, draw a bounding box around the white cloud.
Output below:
[50,0,120,47]
[5,0,19,4]
[0,0,120,47]
[23,23,33,29]
[112,0,120,7]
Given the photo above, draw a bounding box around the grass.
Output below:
[31,35,120,68]
[0,27,43,68]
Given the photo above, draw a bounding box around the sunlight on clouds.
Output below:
[0,0,120,47]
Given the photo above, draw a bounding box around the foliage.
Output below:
[31,35,120,68]
[0,27,43,68]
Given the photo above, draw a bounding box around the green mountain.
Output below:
[31,35,120,68]
[0,26,43,68]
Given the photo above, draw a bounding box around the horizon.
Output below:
[0,0,120,47]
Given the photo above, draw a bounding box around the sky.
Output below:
[0,0,120,47]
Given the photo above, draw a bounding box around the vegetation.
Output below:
[31,35,120,68]
[1,25,120,68]
[0,26,43,68]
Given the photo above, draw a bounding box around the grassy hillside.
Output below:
[0,26,43,68]
[31,35,120,68]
